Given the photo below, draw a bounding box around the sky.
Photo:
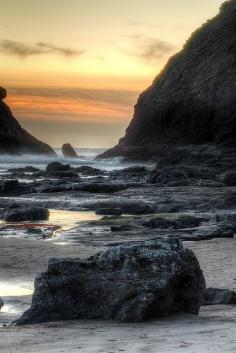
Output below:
[0,0,223,148]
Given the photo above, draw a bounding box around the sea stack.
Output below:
[99,0,236,160]
[0,87,56,156]
[62,143,78,158]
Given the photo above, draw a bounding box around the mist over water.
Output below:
[0,148,151,172]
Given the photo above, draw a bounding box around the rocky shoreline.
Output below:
[0,144,235,322]
[0,148,235,351]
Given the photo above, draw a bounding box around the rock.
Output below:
[75,166,105,176]
[0,296,4,310]
[62,143,78,158]
[204,288,236,305]
[98,1,236,160]
[110,224,133,232]
[95,208,122,216]
[143,215,207,229]
[0,87,7,100]
[53,171,78,179]
[0,179,21,195]
[1,205,49,222]
[72,183,129,194]
[180,222,235,241]
[109,166,148,182]
[46,162,71,175]
[16,237,205,325]
[84,199,155,214]
[0,87,55,156]
[39,184,72,193]
[221,171,236,186]
[8,166,40,173]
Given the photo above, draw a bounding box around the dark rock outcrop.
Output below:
[83,199,155,214]
[0,87,55,156]
[99,1,236,160]
[143,215,207,229]
[0,179,21,195]
[45,162,78,179]
[46,162,71,175]
[62,143,78,158]
[1,205,49,222]
[16,237,205,325]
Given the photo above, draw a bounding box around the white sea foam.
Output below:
[0,148,150,172]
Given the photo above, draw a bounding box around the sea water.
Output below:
[0,148,150,172]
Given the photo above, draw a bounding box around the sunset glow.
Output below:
[0,0,223,147]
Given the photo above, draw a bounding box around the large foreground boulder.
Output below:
[0,87,56,156]
[99,1,236,160]
[16,237,205,325]
[1,205,49,222]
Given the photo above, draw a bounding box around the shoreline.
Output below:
[1,237,236,352]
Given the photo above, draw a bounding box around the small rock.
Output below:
[1,205,49,222]
[46,162,71,175]
[62,143,78,158]
[204,288,236,305]
[0,179,22,195]
[143,215,207,229]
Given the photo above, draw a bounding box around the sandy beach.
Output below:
[1,235,236,353]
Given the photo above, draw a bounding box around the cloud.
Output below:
[139,38,175,61]
[123,34,176,62]
[0,39,84,58]
[7,86,136,148]
[7,86,139,124]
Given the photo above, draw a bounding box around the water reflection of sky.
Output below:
[0,283,33,297]
[0,210,101,233]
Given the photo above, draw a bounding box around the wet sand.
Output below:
[0,235,236,352]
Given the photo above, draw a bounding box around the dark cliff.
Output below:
[99,0,236,160]
[0,87,55,156]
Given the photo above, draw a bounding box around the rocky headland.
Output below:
[0,87,55,156]
[99,0,236,160]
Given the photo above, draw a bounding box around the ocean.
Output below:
[0,148,150,172]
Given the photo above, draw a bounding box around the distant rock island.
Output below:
[99,0,236,160]
[0,87,55,156]
[62,143,78,158]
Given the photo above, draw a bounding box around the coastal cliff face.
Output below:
[0,88,55,156]
[100,0,236,160]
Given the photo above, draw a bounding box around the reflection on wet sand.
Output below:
[0,209,101,239]
[48,209,101,229]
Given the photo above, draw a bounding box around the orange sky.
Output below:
[0,0,223,147]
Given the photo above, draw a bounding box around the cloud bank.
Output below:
[0,40,84,58]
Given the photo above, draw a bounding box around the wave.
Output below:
[0,148,148,172]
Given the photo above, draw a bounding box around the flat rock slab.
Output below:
[1,205,49,222]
